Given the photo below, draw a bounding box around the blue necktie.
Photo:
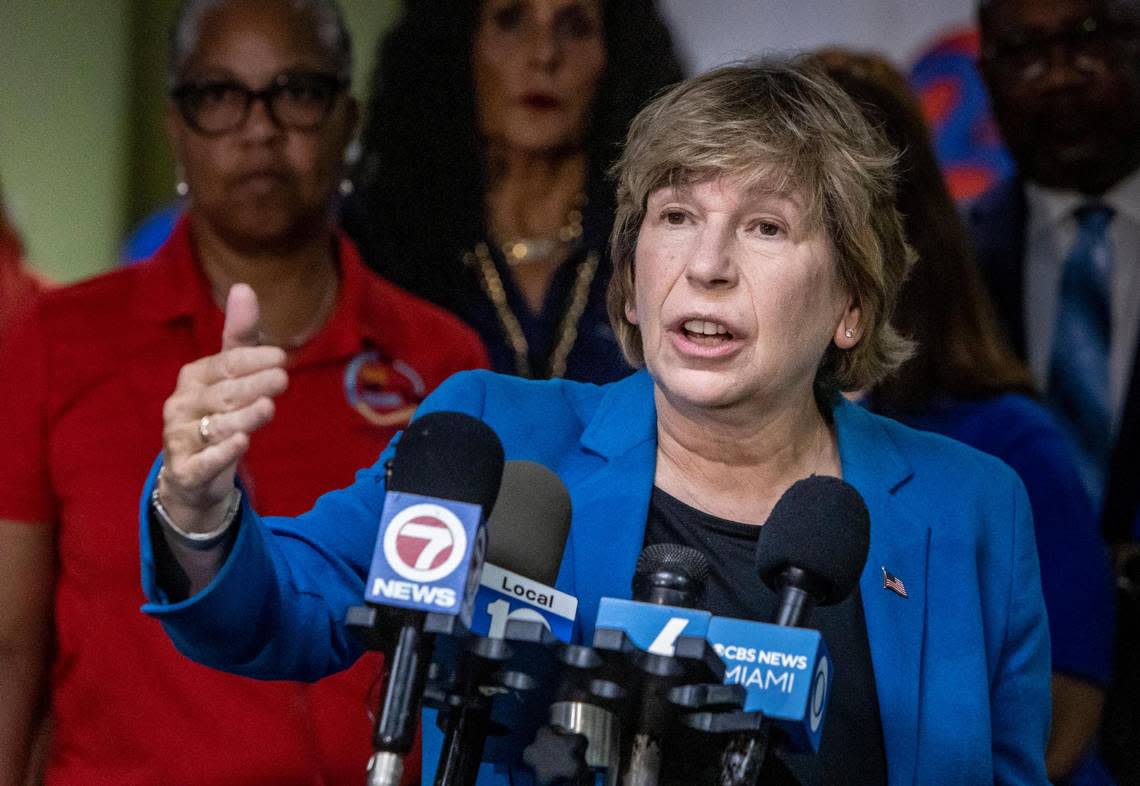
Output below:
[1049,203,1114,503]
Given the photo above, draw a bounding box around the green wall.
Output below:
[0,0,398,284]
[0,1,131,282]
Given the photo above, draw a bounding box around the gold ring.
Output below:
[198,415,213,445]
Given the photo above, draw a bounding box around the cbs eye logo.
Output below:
[383,503,469,582]
[810,655,830,733]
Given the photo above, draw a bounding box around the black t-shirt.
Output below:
[642,486,888,786]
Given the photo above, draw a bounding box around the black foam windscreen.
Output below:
[485,461,572,586]
[755,476,870,606]
[387,411,505,515]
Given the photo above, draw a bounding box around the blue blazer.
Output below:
[141,369,1050,785]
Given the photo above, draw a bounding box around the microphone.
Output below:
[715,475,870,783]
[757,476,870,627]
[352,412,505,786]
[596,544,712,786]
[594,544,713,657]
[633,543,710,607]
[433,461,574,786]
[633,544,712,786]
[472,461,576,641]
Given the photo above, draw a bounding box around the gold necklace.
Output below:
[266,275,338,350]
[225,269,336,350]
[493,192,587,266]
[466,242,599,378]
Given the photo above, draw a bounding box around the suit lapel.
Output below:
[561,370,657,641]
[835,400,930,786]
[1104,327,1140,541]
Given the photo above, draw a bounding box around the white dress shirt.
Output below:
[1024,169,1140,433]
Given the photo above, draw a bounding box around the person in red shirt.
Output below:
[0,1,487,785]
[0,184,45,342]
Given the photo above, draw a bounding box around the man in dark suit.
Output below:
[972,0,1140,780]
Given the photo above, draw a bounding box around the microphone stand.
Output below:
[423,614,517,786]
[413,613,760,786]
[434,700,491,786]
[368,615,434,786]
[717,566,825,786]
[718,732,768,786]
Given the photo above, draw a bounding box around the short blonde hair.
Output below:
[607,58,914,396]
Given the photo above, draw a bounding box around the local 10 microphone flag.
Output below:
[470,563,577,642]
[365,490,487,625]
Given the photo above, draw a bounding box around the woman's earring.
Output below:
[175,165,189,198]
[338,138,360,199]
[844,328,855,338]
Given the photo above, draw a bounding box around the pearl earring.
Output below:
[844,328,854,338]
[338,177,354,197]
[176,180,189,197]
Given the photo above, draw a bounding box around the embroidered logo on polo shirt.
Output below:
[343,350,426,427]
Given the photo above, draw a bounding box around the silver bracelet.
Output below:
[151,485,241,551]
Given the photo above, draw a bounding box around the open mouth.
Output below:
[233,169,289,188]
[521,94,561,110]
[680,318,734,346]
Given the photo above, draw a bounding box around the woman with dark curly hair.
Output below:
[343,0,683,382]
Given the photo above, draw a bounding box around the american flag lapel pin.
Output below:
[881,566,909,598]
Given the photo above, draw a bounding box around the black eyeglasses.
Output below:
[982,16,1130,82]
[171,71,349,136]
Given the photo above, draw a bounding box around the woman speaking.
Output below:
[141,60,1050,784]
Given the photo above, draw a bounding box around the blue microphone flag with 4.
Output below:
[593,597,711,655]
[365,491,486,622]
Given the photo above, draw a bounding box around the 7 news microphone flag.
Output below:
[355,411,505,786]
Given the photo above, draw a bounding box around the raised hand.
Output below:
[157,284,288,533]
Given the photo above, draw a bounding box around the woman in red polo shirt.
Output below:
[0,2,486,785]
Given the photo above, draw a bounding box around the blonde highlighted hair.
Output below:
[607,58,915,396]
